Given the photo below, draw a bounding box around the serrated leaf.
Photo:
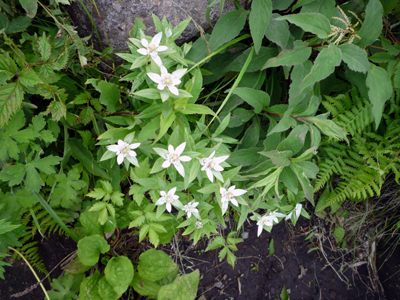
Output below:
[19,68,41,87]
[298,44,342,93]
[0,82,24,127]
[366,64,392,129]
[339,44,369,73]
[52,50,69,70]
[262,40,311,69]
[20,0,37,18]
[355,0,383,48]
[276,13,331,38]
[86,79,120,113]
[38,32,51,61]
[209,9,249,52]
[368,52,395,64]
[43,100,66,121]
[250,0,272,54]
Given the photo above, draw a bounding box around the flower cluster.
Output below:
[136,32,187,98]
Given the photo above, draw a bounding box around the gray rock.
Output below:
[65,0,241,61]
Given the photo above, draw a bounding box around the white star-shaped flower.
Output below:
[195,221,203,229]
[106,140,140,166]
[267,210,287,224]
[137,32,168,66]
[220,186,246,215]
[147,66,187,96]
[154,142,191,177]
[182,201,199,218]
[257,215,273,237]
[285,203,303,221]
[200,151,229,182]
[155,187,181,213]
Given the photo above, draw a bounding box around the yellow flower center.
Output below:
[150,45,155,51]
[123,149,128,153]
[263,220,269,226]
[165,78,171,84]
[227,193,233,199]
[172,155,178,161]
[166,196,171,202]
[209,162,215,168]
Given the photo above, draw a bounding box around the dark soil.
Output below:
[0,218,398,300]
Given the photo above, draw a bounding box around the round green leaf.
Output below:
[77,235,110,266]
[105,256,134,295]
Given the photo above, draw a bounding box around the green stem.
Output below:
[8,247,50,300]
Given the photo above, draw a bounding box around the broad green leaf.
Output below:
[158,270,200,300]
[307,114,348,142]
[20,0,37,18]
[291,164,314,205]
[276,13,331,38]
[0,82,24,127]
[227,148,261,167]
[355,0,383,48]
[250,0,272,54]
[77,235,110,266]
[86,79,120,113]
[250,167,282,198]
[262,40,311,69]
[0,54,16,84]
[334,226,345,243]
[134,88,161,100]
[267,108,296,135]
[298,44,342,93]
[137,249,179,282]
[280,285,289,300]
[7,16,31,34]
[296,161,319,179]
[272,0,295,10]
[280,166,298,194]
[288,60,313,108]
[260,150,292,167]
[209,9,249,52]
[176,104,216,116]
[156,111,176,143]
[276,124,309,155]
[105,256,134,295]
[265,13,292,50]
[68,138,110,179]
[339,44,369,73]
[366,64,393,129]
[227,108,254,128]
[98,277,119,300]
[232,87,270,113]
[240,121,260,149]
[79,271,102,300]
[131,275,161,298]
[300,0,335,20]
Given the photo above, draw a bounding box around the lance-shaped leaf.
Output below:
[306,113,349,143]
[260,150,292,167]
[262,40,311,69]
[366,64,393,129]
[232,87,270,113]
[250,0,272,54]
[288,60,313,108]
[276,13,331,38]
[291,164,314,205]
[355,0,383,48]
[265,13,292,50]
[298,44,342,94]
[339,44,369,74]
[276,124,309,156]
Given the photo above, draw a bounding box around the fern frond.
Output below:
[12,242,48,274]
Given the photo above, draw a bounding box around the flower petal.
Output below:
[162,160,171,168]
[152,55,163,66]
[157,46,168,52]
[118,140,126,146]
[209,151,216,159]
[172,68,187,79]
[230,198,238,207]
[141,38,148,47]
[157,83,165,90]
[169,187,177,194]
[213,164,224,172]
[172,78,181,86]
[151,32,163,46]
[129,143,141,149]
[232,189,247,196]
[168,85,179,96]
[128,151,137,157]
[161,65,169,77]
[147,72,162,84]
[106,145,120,152]
[175,163,185,177]
[175,142,186,156]
[257,223,263,237]
[206,168,214,182]
[220,187,226,195]
[160,191,166,196]
[156,197,165,205]
[179,155,191,162]
[127,155,139,167]
[214,155,229,164]
[221,201,228,215]
[166,202,172,212]
[117,154,124,165]
[137,48,148,56]
[168,145,175,154]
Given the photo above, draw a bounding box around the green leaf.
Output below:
[86,79,120,113]
[355,0,383,48]
[20,0,37,18]
[131,275,161,298]
[299,0,335,19]
[231,87,270,113]
[77,235,110,266]
[158,270,199,300]
[291,164,314,205]
[280,285,290,300]
[0,82,24,127]
[307,114,348,142]
[262,40,311,69]
[137,249,179,282]
[269,238,274,256]
[79,271,102,300]
[288,60,313,108]
[339,44,369,73]
[276,124,309,155]
[69,138,110,179]
[261,150,292,167]
[276,13,331,38]
[38,32,51,62]
[97,277,119,300]
[298,44,342,93]
[265,13,292,50]
[134,88,161,100]
[7,16,31,34]
[250,0,272,54]
[176,104,216,116]
[272,0,295,10]
[366,64,393,129]
[209,9,249,52]
[227,148,261,167]
[105,256,134,295]
[334,226,345,243]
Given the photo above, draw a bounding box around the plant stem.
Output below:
[8,247,50,300]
